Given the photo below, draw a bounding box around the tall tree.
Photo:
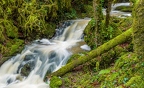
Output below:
[105,0,113,28]
[133,0,144,58]
[92,0,103,47]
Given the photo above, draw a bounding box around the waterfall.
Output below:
[0,19,90,88]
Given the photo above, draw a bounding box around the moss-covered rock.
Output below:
[84,18,97,49]
[21,64,31,76]
[0,39,24,65]
[50,76,62,88]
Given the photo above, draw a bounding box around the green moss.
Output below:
[118,17,133,31]
[82,5,93,17]
[98,69,110,75]
[50,76,62,88]
[0,25,5,42]
[110,23,122,37]
[84,18,97,49]
[114,53,138,69]
[65,8,77,19]
[0,57,10,66]
[0,45,6,55]
[39,22,56,39]
[58,28,133,88]
[51,28,132,77]
[9,39,24,55]
[84,17,130,49]
[4,20,18,38]
[133,0,144,58]
[1,39,24,57]
[125,76,143,87]
[97,45,128,69]
[10,45,19,55]
[96,52,144,87]
[0,0,77,41]
[99,49,115,68]
[61,71,95,88]
[67,54,81,63]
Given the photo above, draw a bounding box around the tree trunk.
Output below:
[49,28,132,77]
[105,0,113,28]
[133,0,144,58]
[93,0,103,47]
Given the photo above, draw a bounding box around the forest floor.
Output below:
[60,64,101,88]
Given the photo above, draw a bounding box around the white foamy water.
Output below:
[103,2,131,18]
[80,45,91,51]
[0,19,90,88]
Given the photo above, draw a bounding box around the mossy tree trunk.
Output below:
[49,28,132,77]
[105,0,113,28]
[93,0,103,47]
[133,0,144,58]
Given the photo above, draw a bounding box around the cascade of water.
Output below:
[0,19,90,88]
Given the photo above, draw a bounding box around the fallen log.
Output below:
[49,28,132,77]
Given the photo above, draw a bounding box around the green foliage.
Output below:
[125,76,144,87]
[8,39,24,55]
[0,0,93,44]
[0,25,5,42]
[50,76,62,88]
[0,19,18,42]
[102,25,114,41]
[0,39,24,58]
[84,17,124,49]
[16,0,58,37]
[65,8,77,19]
[4,20,18,38]
[100,0,104,3]
[81,5,93,17]
[61,71,94,88]
[0,44,6,54]
[57,0,71,9]
[0,0,75,40]
[95,53,144,87]
[118,17,133,29]
[0,0,82,59]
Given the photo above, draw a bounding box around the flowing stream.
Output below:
[0,19,90,88]
[103,2,131,17]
